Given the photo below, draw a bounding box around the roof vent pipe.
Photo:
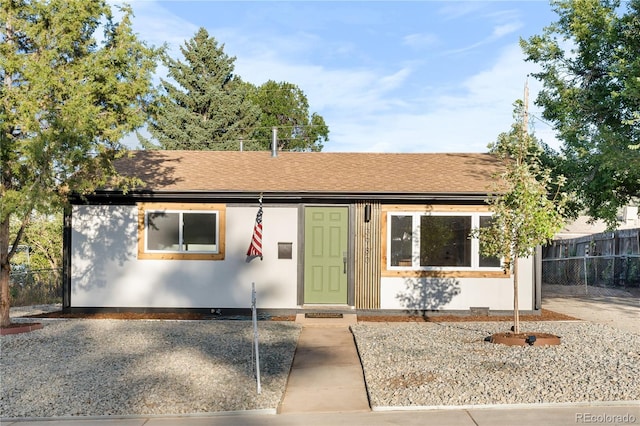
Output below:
[271,126,277,157]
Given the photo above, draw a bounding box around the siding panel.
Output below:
[354,201,381,309]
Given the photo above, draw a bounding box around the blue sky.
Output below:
[117,1,562,153]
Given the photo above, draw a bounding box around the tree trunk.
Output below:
[513,255,520,334]
[1,13,14,328]
[0,216,12,327]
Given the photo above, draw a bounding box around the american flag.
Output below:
[247,200,263,260]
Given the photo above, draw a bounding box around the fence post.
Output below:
[584,247,588,295]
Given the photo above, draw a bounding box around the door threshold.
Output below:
[301,304,354,310]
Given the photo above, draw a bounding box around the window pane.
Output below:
[183,213,217,252]
[420,216,471,267]
[147,212,179,251]
[390,215,413,266]
[479,216,501,267]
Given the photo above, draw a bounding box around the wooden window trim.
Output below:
[381,269,510,278]
[380,206,510,278]
[137,202,226,261]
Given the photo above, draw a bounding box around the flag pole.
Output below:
[258,193,263,260]
[246,193,264,261]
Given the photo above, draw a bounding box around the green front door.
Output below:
[304,207,349,304]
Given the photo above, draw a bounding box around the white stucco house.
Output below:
[63,150,539,315]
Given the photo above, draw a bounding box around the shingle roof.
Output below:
[114,150,503,195]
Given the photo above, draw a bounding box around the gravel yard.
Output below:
[1,319,301,418]
[352,321,640,408]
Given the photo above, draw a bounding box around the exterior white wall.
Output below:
[71,204,299,309]
[379,257,535,311]
[71,204,536,312]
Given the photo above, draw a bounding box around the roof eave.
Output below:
[72,190,492,203]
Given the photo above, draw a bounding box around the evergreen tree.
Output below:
[1,0,158,326]
[142,28,260,150]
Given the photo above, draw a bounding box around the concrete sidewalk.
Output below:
[3,402,638,425]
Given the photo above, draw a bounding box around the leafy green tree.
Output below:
[9,213,62,306]
[1,0,158,327]
[10,213,62,273]
[473,102,567,334]
[142,28,260,150]
[520,0,640,228]
[249,80,329,151]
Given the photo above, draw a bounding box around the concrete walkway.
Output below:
[278,313,370,413]
[542,294,640,334]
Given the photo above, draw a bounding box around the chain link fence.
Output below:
[9,268,63,307]
[542,255,640,289]
[542,228,640,294]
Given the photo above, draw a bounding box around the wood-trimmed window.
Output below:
[382,207,507,278]
[138,203,226,260]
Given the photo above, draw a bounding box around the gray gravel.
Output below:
[1,319,301,418]
[352,321,640,408]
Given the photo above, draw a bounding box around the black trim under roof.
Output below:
[70,190,492,205]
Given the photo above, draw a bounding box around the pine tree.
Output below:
[1,0,158,327]
[143,28,260,150]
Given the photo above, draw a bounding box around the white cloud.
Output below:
[437,2,487,21]
[378,68,413,93]
[447,21,524,55]
[318,44,561,153]
[403,33,439,49]
[493,22,522,38]
[111,1,198,53]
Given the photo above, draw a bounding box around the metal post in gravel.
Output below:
[251,282,262,394]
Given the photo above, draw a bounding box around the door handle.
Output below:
[343,252,347,274]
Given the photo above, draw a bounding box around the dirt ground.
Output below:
[25,308,579,322]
